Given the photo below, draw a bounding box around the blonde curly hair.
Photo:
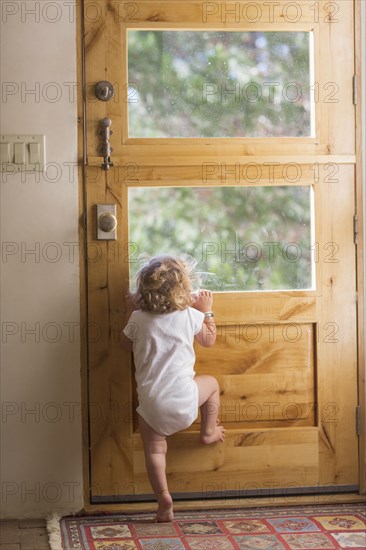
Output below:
[134,255,198,314]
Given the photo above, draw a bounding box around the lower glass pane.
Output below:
[128,186,313,292]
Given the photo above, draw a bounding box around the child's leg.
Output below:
[194,375,225,444]
[138,414,174,522]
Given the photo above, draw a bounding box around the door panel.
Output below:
[195,322,316,425]
[84,0,359,502]
[85,0,355,157]
[134,428,319,494]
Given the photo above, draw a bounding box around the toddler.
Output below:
[121,255,225,522]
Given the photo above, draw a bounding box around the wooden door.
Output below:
[83,0,360,503]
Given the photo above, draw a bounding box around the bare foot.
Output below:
[200,425,225,445]
[154,490,174,522]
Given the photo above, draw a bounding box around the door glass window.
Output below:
[127,31,313,138]
[128,186,314,291]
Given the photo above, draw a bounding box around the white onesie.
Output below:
[123,307,205,436]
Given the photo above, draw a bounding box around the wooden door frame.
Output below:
[76,0,365,512]
[355,0,365,498]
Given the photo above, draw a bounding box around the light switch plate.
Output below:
[0,135,46,172]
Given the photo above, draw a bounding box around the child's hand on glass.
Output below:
[125,292,142,311]
[191,289,213,312]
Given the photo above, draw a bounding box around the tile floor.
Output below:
[0,519,51,550]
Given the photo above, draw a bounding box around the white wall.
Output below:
[362,0,366,490]
[362,0,366,300]
[0,1,83,518]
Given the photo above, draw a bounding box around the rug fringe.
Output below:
[46,513,63,550]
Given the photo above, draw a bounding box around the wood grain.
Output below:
[81,0,362,502]
[354,0,366,495]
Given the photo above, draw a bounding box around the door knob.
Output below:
[98,212,117,233]
[96,204,117,240]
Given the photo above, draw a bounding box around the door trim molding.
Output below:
[355,0,366,495]
[77,0,93,510]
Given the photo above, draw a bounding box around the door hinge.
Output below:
[353,214,359,244]
[356,405,361,436]
[353,75,358,105]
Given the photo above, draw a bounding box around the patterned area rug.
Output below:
[58,504,366,549]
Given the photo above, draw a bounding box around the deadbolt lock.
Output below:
[95,81,115,102]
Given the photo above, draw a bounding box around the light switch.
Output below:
[14,142,25,164]
[0,142,10,164]
[0,135,45,172]
[29,142,40,164]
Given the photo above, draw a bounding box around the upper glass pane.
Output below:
[127,31,312,138]
[128,186,314,292]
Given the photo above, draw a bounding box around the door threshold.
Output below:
[91,485,359,504]
[84,491,365,513]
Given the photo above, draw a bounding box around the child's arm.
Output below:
[120,293,141,352]
[192,290,216,348]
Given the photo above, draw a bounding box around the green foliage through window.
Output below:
[128,186,313,292]
[128,31,311,137]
